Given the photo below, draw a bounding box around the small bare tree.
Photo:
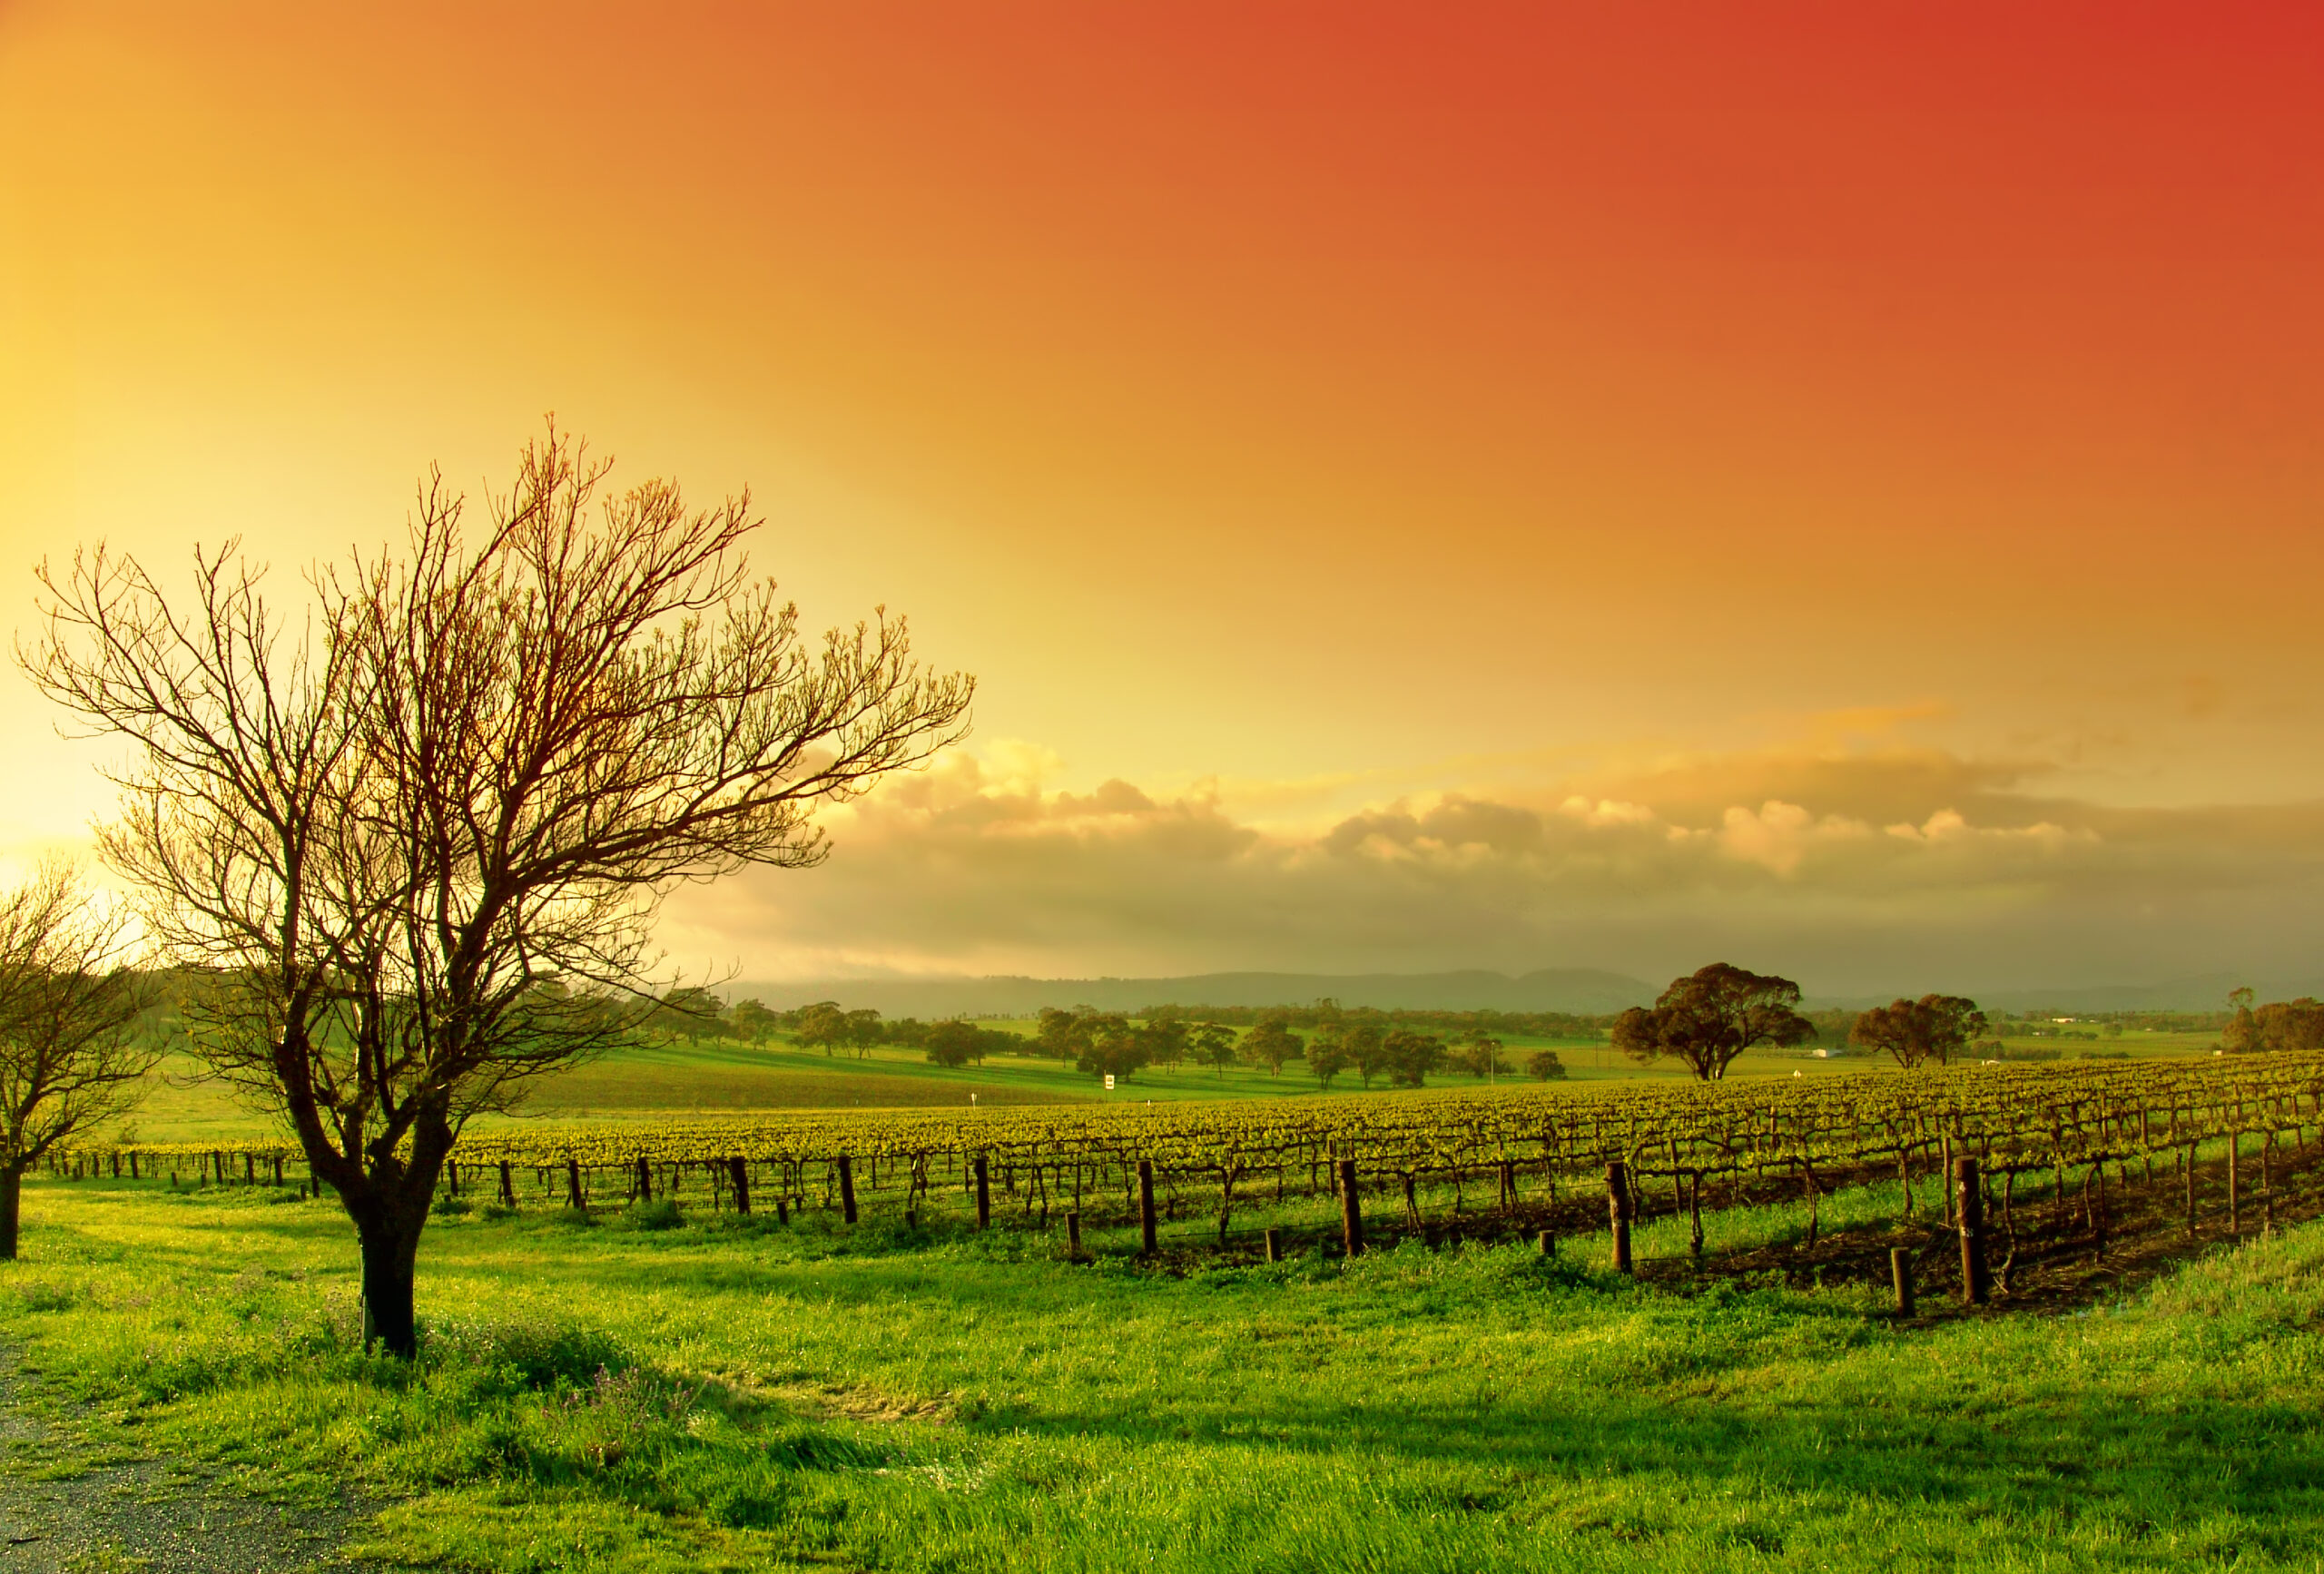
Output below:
[27,427,973,1352]
[0,863,154,1260]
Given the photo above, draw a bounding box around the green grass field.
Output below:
[115,1025,2225,1146]
[1,1168,2317,1572]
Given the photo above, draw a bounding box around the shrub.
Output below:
[619,1197,685,1232]
[426,1317,629,1391]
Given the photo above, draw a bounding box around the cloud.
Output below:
[659,742,2324,996]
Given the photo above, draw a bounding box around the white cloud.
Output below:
[659,743,2324,994]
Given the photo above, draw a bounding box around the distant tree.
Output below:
[1191,1023,1238,1077]
[1451,1032,1507,1081]
[1524,1048,1567,1081]
[2223,988,2260,1053]
[924,1018,980,1068]
[1137,1017,1189,1069]
[1038,1007,1093,1067]
[0,866,155,1260]
[1242,1018,1305,1076]
[1383,1029,1445,1087]
[2230,997,2324,1054]
[1850,994,1987,1069]
[724,999,780,1043]
[793,1001,850,1056]
[649,986,726,1040]
[1612,964,1816,1081]
[844,1008,884,1058]
[1308,1040,1351,1090]
[1077,1016,1147,1081]
[1345,1023,1390,1088]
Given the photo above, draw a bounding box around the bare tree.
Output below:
[0,864,154,1260]
[26,427,973,1352]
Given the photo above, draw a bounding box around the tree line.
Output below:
[1127,1000,1613,1039]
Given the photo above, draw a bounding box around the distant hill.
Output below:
[731,968,1660,1018]
[737,968,2324,1020]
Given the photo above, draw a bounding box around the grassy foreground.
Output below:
[3,1179,2320,1572]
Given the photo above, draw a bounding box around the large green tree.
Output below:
[29,428,971,1355]
[1612,964,1815,1081]
[1850,994,1986,1068]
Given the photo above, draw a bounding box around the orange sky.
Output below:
[5,3,2322,991]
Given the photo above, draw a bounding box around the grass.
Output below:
[126,1026,2209,1147]
[3,1173,2319,1571]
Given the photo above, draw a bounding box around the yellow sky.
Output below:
[5,3,2322,992]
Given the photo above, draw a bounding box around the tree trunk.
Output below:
[298,1100,454,1362]
[0,1167,20,1261]
[355,1210,425,1358]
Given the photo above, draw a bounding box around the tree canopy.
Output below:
[1611,964,1815,1081]
[1849,994,1987,1068]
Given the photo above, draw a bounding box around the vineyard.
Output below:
[49,1051,2324,1304]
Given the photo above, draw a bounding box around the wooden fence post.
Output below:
[838,1155,858,1224]
[974,1154,991,1230]
[728,1156,751,1215]
[1538,1229,1555,1257]
[1955,1156,1989,1305]
[1940,1136,1955,1225]
[1068,1209,1084,1260]
[1264,1225,1282,1263]
[1890,1246,1915,1317]
[1138,1160,1158,1254]
[2227,1133,2240,1236]
[634,1155,652,1202]
[2259,1129,2277,1236]
[566,1158,584,1211]
[1339,1158,1364,1257]
[499,1161,516,1208]
[1607,1161,1632,1274]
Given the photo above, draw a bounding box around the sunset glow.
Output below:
[5,3,2322,994]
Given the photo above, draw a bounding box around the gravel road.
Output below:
[0,1349,380,1572]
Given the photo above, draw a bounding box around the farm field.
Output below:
[115,1019,2221,1146]
[4,1155,2321,1573]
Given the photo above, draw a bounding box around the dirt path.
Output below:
[0,1349,380,1573]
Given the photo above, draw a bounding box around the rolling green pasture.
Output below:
[2,1171,2319,1572]
[114,1024,2222,1146]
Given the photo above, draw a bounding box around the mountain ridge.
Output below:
[731,968,1657,1017]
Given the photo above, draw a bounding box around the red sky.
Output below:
[5,3,2321,989]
